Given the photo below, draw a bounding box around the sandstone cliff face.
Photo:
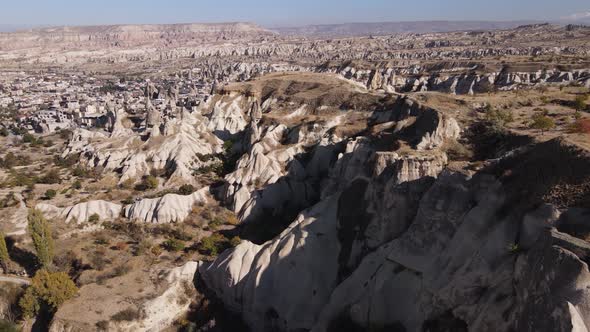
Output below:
[199,124,590,332]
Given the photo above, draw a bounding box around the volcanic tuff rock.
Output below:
[200,135,590,332]
[63,109,223,186]
[124,188,210,224]
[35,188,210,225]
[35,200,122,224]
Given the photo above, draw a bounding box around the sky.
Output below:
[0,0,588,27]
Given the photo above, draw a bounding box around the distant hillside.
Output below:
[0,22,274,50]
[272,20,539,37]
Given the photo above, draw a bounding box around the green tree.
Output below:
[27,209,54,268]
[0,231,9,270]
[529,114,556,135]
[19,270,78,318]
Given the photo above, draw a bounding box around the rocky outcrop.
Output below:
[323,64,590,95]
[124,188,210,224]
[36,201,122,224]
[199,136,590,332]
[63,109,223,186]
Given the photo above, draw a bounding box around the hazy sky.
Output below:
[0,0,588,26]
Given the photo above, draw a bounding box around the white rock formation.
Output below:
[124,188,210,224]
[35,201,122,224]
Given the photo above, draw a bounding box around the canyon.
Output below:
[0,21,589,332]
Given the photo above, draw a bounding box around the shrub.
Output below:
[529,114,555,135]
[198,234,229,256]
[22,133,37,144]
[151,245,163,256]
[485,106,514,128]
[111,308,141,322]
[88,213,100,223]
[96,320,109,331]
[113,264,132,277]
[163,238,185,252]
[71,180,82,190]
[208,218,223,231]
[121,196,135,205]
[19,270,78,318]
[39,170,62,184]
[229,236,241,247]
[178,184,195,195]
[135,175,158,191]
[89,247,109,271]
[44,189,57,200]
[27,209,54,268]
[134,240,152,256]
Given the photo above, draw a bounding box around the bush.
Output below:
[71,180,82,190]
[44,189,57,200]
[88,213,100,223]
[529,114,555,135]
[39,170,62,184]
[178,184,195,195]
[111,308,141,322]
[135,175,158,191]
[485,106,514,128]
[96,320,109,331]
[230,236,241,247]
[113,264,132,277]
[151,245,163,256]
[134,240,152,256]
[19,270,78,318]
[162,238,185,252]
[198,234,229,256]
[121,196,134,205]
